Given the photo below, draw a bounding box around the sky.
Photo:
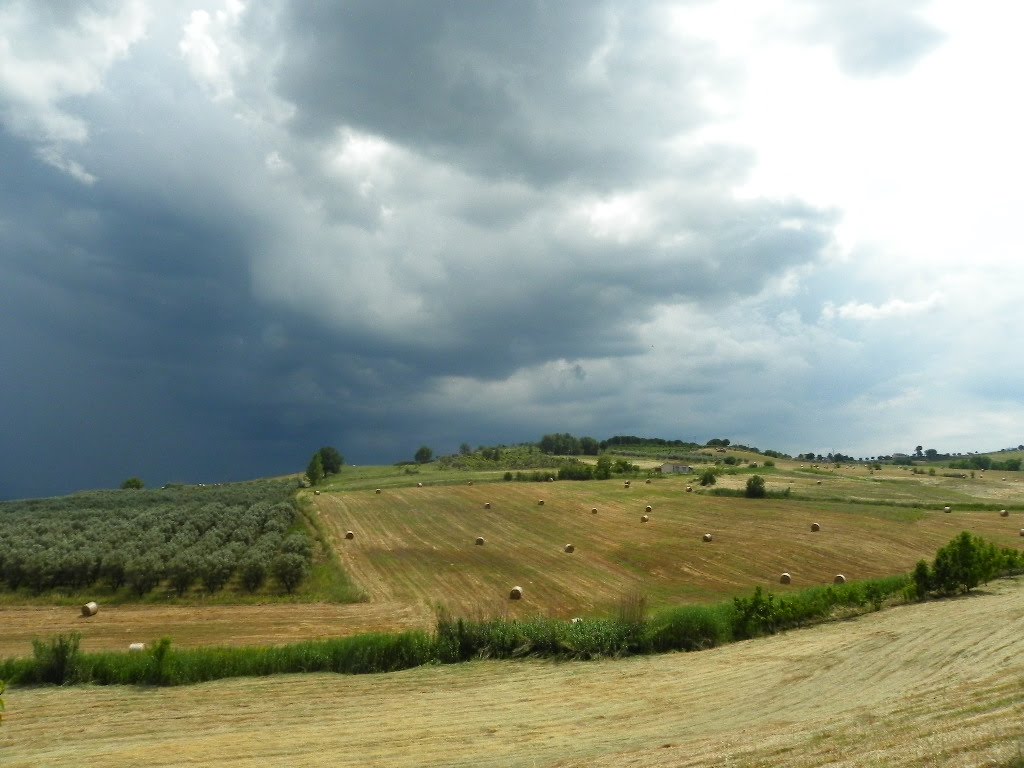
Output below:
[2,0,1022,499]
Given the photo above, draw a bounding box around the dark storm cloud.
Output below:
[801,0,944,76]
[269,0,710,186]
[0,1,873,499]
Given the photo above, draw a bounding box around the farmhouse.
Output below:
[661,462,693,474]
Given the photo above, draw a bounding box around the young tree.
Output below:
[459,442,472,456]
[239,556,268,593]
[120,477,144,489]
[414,445,433,464]
[306,452,325,486]
[699,468,717,486]
[745,475,766,498]
[317,446,344,475]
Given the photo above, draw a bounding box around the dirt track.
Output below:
[4,578,1023,767]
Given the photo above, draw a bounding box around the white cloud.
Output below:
[822,292,945,321]
[0,1,148,181]
[179,1,247,101]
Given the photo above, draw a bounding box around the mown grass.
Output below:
[0,573,912,688]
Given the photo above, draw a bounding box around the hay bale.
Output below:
[538,499,545,506]
[570,617,582,624]
[703,533,713,542]
[1000,509,1009,517]
[943,506,951,513]
[509,585,523,600]
[484,502,491,509]
[645,505,653,512]
[810,522,821,532]
[128,642,146,653]
[80,601,98,617]
[833,574,846,584]
[591,507,598,514]
[686,486,693,493]
[816,480,822,485]
[564,544,575,553]
[624,481,631,488]
[417,482,423,487]
[547,477,554,482]
[314,489,321,495]
[645,479,651,484]
[475,536,485,546]
[779,572,792,585]
[375,488,382,494]
[345,530,354,540]
[1020,529,1024,537]
[641,514,650,523]
[468,480,473,486]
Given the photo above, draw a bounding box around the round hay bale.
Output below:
[128,642,146,653]
[591,507,598,514]
[1000,509,1009,517]
[467,480,473,486]
[344,530,354,540]
[80,601,99,617]
[563,544,575,553]
[475,536,485,546]
[779,572,792,585]
[702,533,713,542]
[816,480,822,485]
[1020,529,1024,537]
[484,502,491,509]
[624,481,631,488]
[509,585,523,600]
[641,514,650,523]
[570,617,582,624]
[538,499,545,506]
[645,479,651,484]
[833,574,846,584]
[943,506,951,513]
[547,477,554,482]
[314,489,321,495]
[686,486,693,493]
[417,482,423,487]
[645,505,653,512]
[375,488,382,494]
[810,522,821,532]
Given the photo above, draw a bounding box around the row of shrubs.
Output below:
[0,575,911,687]
[4,532,1019,688]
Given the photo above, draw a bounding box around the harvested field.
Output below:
[4,578,1023,767]
[312,478,1024,617]
[0,602,432,659]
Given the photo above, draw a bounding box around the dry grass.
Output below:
[4,579,1023,767]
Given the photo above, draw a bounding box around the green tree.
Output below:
[0,678,5,724]
[166,554,198,597]
[306,452,325,486]
[745,475,766,498]
[120,477,144,489]
[699,468,717,486]
[317,446,344,475]
[239,556,267,593]
[912,559,932,600]
[459,442,472,456]
[272,552,309,594]
[414,445,433,464]
[932,531,1000,594]
[594,454,613,480]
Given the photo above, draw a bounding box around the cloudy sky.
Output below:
[2,1,1022,499]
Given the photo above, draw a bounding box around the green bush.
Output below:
[745,475,766,498]
[932,531,1000,594]
[30,633,82,685]
[699,468,717,486]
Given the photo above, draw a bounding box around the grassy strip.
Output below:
[0,574,912,688]
[294,495,367,603]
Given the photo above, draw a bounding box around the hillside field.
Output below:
[1,460,1022,656]
[4,576,1023,767]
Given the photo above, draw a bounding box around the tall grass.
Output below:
[1,573,912,688]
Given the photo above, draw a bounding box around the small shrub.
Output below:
[31,633,82,685]
[745,475,766,498]
[699,468,717,487]
[912,560,932,600]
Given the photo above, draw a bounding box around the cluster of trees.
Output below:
[948,455,1021,471]
[555,455,640,480]
[913,532,1023,597]
[0,480,313,597]
[306,446,344,486]
[602,436,700,449]
[538,433,600,456]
